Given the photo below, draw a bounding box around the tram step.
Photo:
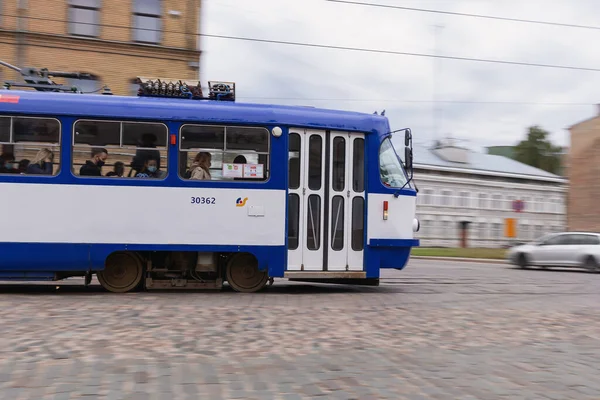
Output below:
[284,271,366,279]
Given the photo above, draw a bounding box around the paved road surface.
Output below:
[0,260,598,399]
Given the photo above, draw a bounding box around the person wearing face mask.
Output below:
[80,147,108,177]
[26,148,54,175]
[129,133,161,177]
[0,153,18,174]
[135,158,164,178]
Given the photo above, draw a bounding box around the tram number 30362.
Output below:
[191,196,216,204]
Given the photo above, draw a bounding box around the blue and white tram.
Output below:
[0,76,420,293]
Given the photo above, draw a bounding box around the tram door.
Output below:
[287,129,365,272]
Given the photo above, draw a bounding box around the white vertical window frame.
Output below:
[68,0,101,37]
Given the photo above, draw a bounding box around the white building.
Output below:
[413,140,567,248]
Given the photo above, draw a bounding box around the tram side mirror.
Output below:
[404,130,412,146]
[404,146,413,170]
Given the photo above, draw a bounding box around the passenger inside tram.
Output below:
[232,155,247,181]
[130,133,161,177]
[135,158,166,179]
[187,151,212,180]
[80,148,108,176]
[106,161,125,177]
[17,159,29,174]
[26,148,54,175]
[0,153,17,174]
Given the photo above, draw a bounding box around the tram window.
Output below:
[13,117,60,144]
[351,197,365,251]
[288,133,301,190]
[0,116,61,176]
[307,194,321,250]
[225,126,268,153]
[180,125,224,150]
[352,138,365,192]
[179,124,270,182]
[379,138,408,188]
[331,196,345,251]
[307,135,322,190]
[332,137,345,192]
[72,119,168,178]
[0,117,10,142]
[74,120,120,146]
[288,193,300,250]
[122,122,168,148]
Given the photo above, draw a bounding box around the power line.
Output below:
[2,14,600,73]
[325,0,600,31]
[202,33,600,72]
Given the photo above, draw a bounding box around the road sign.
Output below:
[505,218,516,238]
[512,199,524,213]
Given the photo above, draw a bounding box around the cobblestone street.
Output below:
[0,260,599,399]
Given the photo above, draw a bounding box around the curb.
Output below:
[410,256,508,264]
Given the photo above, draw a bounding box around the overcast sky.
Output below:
[199,0,600,152]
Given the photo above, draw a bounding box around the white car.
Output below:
[506,232,600,271]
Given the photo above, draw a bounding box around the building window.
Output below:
[442,220,452,238]
[551,198,562,214]
[478,193,488,209]
[458,191,470,208]
[479,222,488,239]
[420,219,430,237]
[491,223,501,239]
[534,225,543,239]
[491,194,502,209]
[68,0,101,37]
[430,219,439,238]
[520,223,529,241]
[440,190,452,207]
[558,198,565,214]
[535,197,544,213]
[522,197,531,212]
[420,189,432,206]
[132,0,162,44]
[506,195,515,211]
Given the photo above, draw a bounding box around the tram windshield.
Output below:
[379,137,409,188]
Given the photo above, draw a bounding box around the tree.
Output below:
[514,126,563,175]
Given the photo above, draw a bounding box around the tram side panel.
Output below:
[0,182,287,278]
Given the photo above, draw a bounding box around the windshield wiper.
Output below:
[395,175,416,197]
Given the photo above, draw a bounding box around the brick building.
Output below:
[0,0,201,95]
[567,106,600,232]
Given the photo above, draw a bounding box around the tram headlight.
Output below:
[413,218,420,232]
[272,126,282,137]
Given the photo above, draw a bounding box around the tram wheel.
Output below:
[97,252,143,293]
[226,253,268,293]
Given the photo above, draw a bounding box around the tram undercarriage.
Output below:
[95,251,270,293]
